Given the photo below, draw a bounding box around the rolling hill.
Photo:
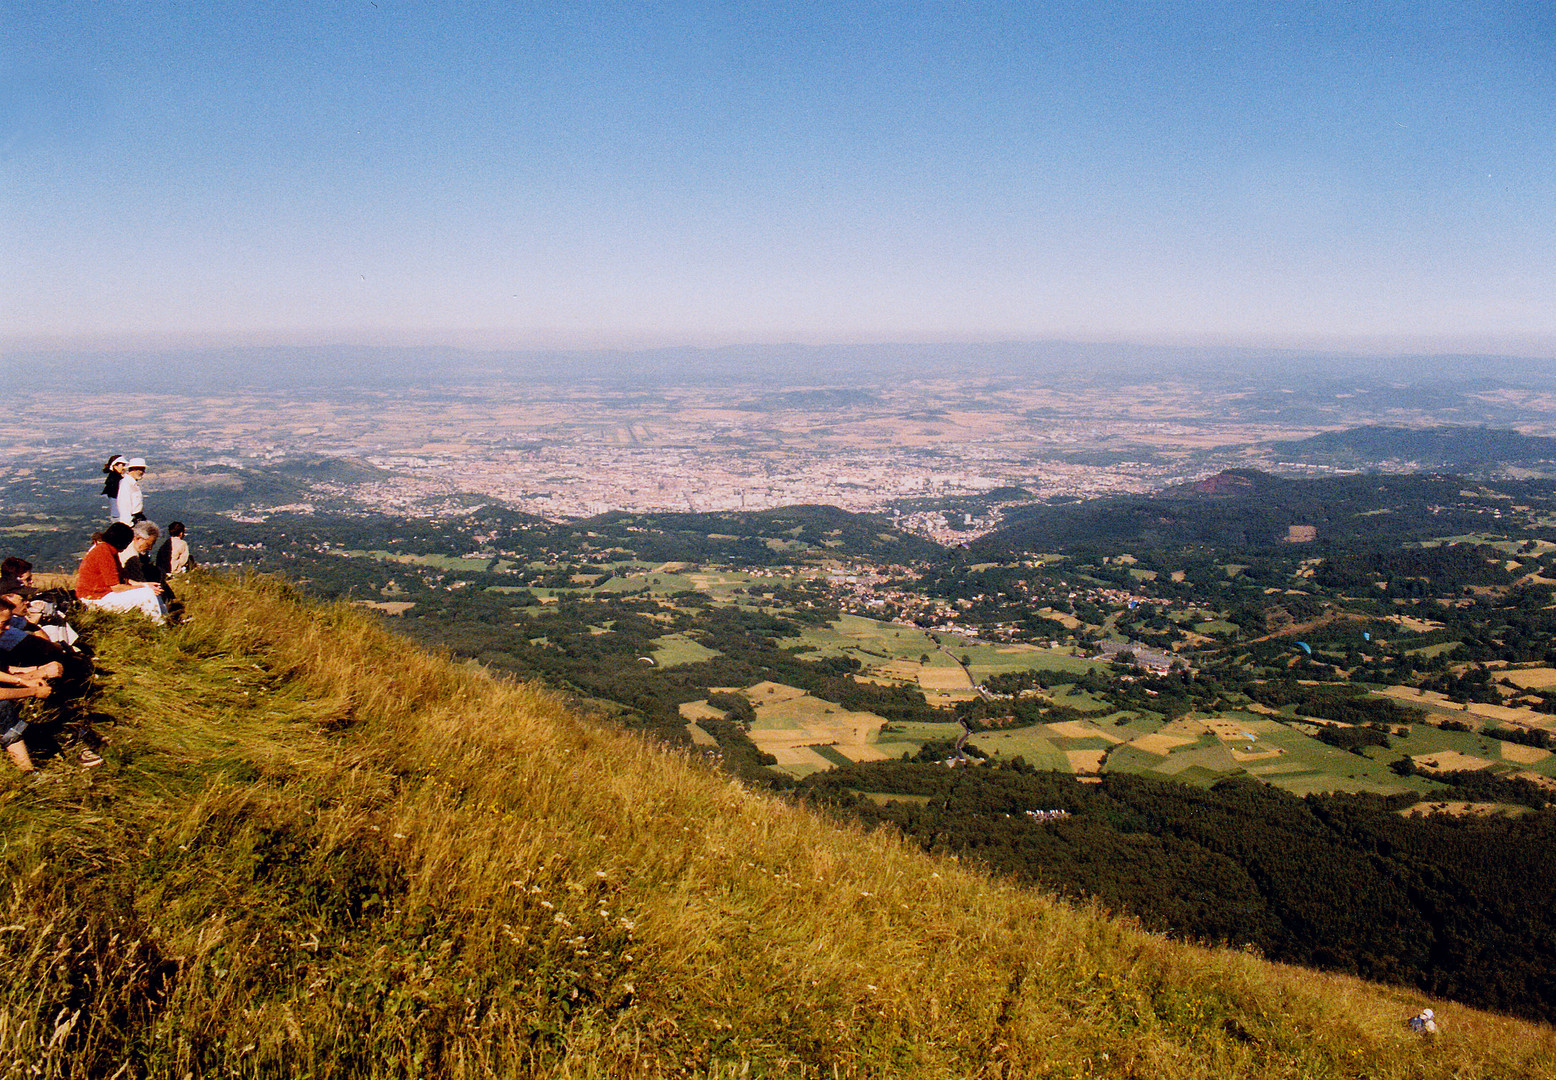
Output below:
[2,574,1552,1077]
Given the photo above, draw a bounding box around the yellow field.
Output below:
[745,680,808,703]
[1412,750,1496,772]
[1399,801,1520,818]
[739,682,892,765]
[1129,732,1194,756]
[1515,770,1556,792]
[1377,684,1554,725]
[1502,667,1556,689]
[873,658,928,682]
[1065,749,1108,773]
[917,664,975,691]
[1038,607,1083,629]
[1500,742,1552,764]
[1385,615,1445,632]
[1129,719,1207,756]
[677,700,726,721]
[354,600,416,615]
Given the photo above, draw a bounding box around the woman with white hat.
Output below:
[116,457,148,525]
[100,455,127,519]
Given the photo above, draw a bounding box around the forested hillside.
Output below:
[802,762,1556,1022]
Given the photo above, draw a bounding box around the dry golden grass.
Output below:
[1503,667,1556,690]
[2,574,1553,1078]
[1064,749,1108,773]
[915,664,976,692]
[1412,750,1498,772]
[1501,742,1552,765]
[1378,684,1554,726]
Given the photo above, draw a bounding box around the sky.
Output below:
[3,1,1554,355]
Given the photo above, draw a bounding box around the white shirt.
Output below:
[116,474,143,523]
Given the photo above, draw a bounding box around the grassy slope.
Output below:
[2,576,1553,1079]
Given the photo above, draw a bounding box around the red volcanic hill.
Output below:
[1181,469,1261,496]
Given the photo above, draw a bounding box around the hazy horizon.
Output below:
[5,337,1556,397]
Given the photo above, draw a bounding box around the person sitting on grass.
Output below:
[121,521,176,605]
[0,681,51,773]
[0,580,75,671]
[0,557,79,647]
[75,522,166,623]
[0,666,98,771]
[156,521,192,577]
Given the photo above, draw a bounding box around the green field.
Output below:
[961,643,1100,679]
[784,613,939,660]
[339,549,497,572]
[1048,685,1112,712]
[962,727,1071,771]
[650,632,720,666]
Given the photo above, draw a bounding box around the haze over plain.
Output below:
[4,1,1554,358]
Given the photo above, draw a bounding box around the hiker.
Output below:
[115,457,148,525]
[76,522,166,622]
[101,455,127,521]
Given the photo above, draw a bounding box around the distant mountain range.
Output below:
[9,340,1556,394]
[977,469,1556,557]
[1268,425,1556,469]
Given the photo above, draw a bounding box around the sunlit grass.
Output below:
[1,573,1552,1077]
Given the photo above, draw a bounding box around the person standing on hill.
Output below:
[101,455,127,519]
[116,458,148,524]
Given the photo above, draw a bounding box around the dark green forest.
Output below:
[800,761,1556,1023]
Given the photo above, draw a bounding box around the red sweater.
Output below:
[76,541,123,600]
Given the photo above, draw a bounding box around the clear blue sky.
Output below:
[3,2,1553,353]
